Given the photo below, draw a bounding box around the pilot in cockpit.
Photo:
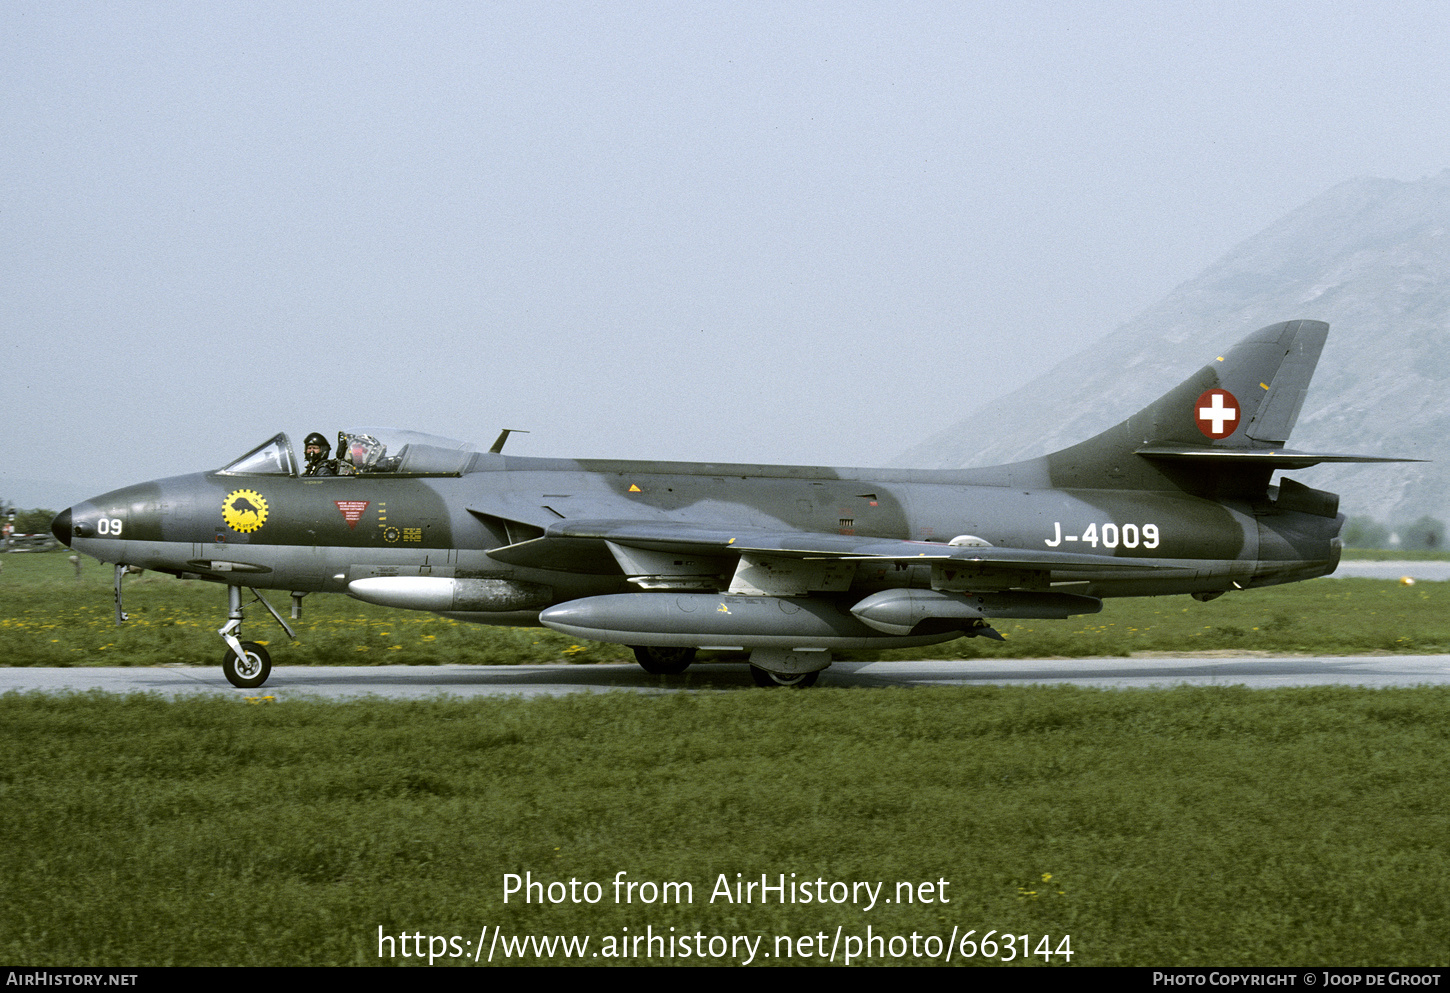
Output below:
[302,432,337,476]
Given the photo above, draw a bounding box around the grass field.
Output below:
[3,550,1449,668]
[1,686,1446,966]
[1341,549,1450,561]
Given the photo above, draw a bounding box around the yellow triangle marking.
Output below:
[628,484,641,492]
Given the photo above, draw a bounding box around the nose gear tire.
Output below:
[223,641,272,689]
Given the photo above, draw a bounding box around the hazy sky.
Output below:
[6,1,1450,508]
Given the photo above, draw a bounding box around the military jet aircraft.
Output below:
[53,320,1410,688]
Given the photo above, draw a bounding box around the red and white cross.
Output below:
[1195,389,1240,439]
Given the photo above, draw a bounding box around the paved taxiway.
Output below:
[2,655,1449,699]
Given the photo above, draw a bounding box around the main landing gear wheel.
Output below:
[749,666,819,688]
[223,641,272,689]
[632,645,696,675]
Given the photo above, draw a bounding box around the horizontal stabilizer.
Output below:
[1135,445,1422,470]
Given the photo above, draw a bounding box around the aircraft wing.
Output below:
[487,519,1173,575]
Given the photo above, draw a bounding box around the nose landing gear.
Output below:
[218,585,296,689]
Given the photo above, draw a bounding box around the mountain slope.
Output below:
[895,172,1450,523]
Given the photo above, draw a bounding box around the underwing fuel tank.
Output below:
[538,592,966,650]
[848,589,1102,636]
[348,577,553,612]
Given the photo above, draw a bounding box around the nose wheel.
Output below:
[223,641,272,688]
[217,585,294,689]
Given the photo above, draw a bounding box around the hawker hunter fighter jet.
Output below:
[54,320,1409,688]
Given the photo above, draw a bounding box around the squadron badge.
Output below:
[223,489,269,533]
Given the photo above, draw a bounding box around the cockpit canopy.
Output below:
[218,429,478,477]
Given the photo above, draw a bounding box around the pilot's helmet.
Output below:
[304,432,331,454]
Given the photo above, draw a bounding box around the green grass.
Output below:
[2,687,1447,966]
[0,551,633,668]
[853,579,1450,660]
[4,550,1448,667]
[1341,548,1450,561]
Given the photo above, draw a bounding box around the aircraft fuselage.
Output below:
[60,452,1338,610]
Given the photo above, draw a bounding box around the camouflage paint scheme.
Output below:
[53,320,1409,688]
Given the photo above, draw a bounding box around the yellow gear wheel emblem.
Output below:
[223,489,269,533]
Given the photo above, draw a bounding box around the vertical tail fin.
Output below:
[1044,320,1332,493]
[1139,319,1328,448]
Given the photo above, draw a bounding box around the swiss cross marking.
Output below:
[1194,389,1239,439]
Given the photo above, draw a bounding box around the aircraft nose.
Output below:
[51,508,73,547]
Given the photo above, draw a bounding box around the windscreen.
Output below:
[219,434,297,476]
